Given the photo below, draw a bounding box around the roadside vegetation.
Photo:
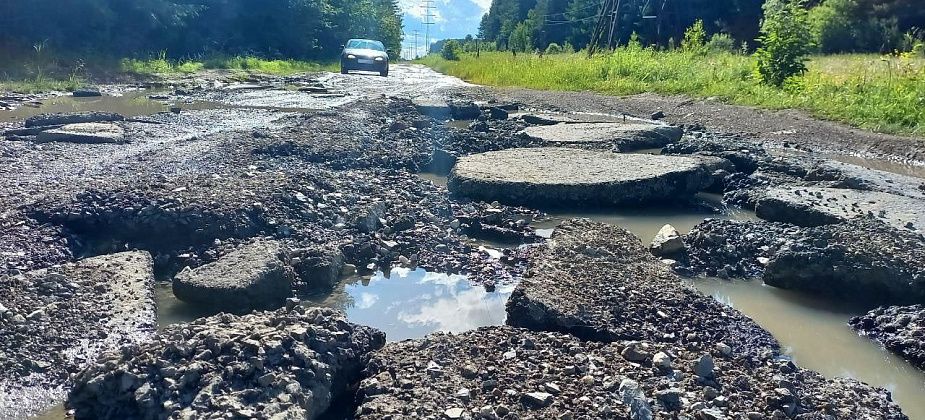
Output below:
[420,50,924,135]
[1,0,399,92]
[119,55,339,76]
[426,0,925,135]
[0,55,340,93]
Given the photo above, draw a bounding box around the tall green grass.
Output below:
[0,75,84,93]
[419,50,925,136]
[120,55,336,75]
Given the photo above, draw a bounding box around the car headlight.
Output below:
[374,56,385,61]
[347,54,356,59]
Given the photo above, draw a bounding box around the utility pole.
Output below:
[421,0,436,56]
[607,0,622,50]
[587,0,613,57]
[411,30,420,59]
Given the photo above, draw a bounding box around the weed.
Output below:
[418,50,925,135]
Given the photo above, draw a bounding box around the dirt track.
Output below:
[477,87,925,170]
[2,64,925,419]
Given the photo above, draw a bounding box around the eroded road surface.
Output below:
[2,64,925,419]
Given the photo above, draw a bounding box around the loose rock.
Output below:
[850,305,925,370]
[355,327,905,419]
[172,239,295,311]
[35,123,126,144]
[68,306,385,420]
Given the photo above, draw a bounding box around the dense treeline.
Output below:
[0,0,403,61]
[478,0,923,53]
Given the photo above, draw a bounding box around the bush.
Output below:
[681,20,707,54]
[900,29,925,56]
[441,40,462,61]
[545,43,563,55]
[706,33,736,53]
[754,0,814,86]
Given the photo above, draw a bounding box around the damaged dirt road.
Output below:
[2,64,925,419]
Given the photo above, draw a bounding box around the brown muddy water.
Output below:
[833,154,925,179]
[0,87,341,125]
[532,193,759,242]
[694,279,925,419]
[1,91,171,123]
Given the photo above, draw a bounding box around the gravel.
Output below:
[0,251,156,419]
[68,306,385,420]
[850,305,925,371]
[679,219,800,278]
[506,219,778,362]
[355,325,905,418]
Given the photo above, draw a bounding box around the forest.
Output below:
[0,0,403,61]
[478,0,923,54]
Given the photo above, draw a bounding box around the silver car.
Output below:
[340,39,390,77]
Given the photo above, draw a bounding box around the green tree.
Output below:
[754,0,814,87]
[681,20,707,54]
[809,0,901,53]
[441,40,462,60]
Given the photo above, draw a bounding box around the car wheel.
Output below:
[380,69,388,77]
[341,67,349,75]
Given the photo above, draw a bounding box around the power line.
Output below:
[544,14,603,26]
[421,0,436,55]
[539,3,601,18]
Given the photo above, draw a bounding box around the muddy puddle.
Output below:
[693,279,925,419]
[831,154,925,179]
[533,193,759,242]
[0,86,353,126]
[416,172,449,188]
[0,91,170,123]
[155,268,512,341]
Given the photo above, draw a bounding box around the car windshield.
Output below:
[346,39,385,51]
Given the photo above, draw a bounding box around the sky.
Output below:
[398,0,489,58]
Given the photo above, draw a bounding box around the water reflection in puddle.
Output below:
[304,268,512,341]
[693,278,925,419]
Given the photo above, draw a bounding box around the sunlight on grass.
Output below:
[0,75,84,93]
[419,50,925,136]
[121,55,336,76]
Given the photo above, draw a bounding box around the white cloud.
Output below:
[357,292,379,309]
[469,0,492,13]
[397,287,508,333]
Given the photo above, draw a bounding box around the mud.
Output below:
[2,64,925,419]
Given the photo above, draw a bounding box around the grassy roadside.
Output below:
[418,50,925,136]
[1,55,338,93]
[119,55,339,75]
